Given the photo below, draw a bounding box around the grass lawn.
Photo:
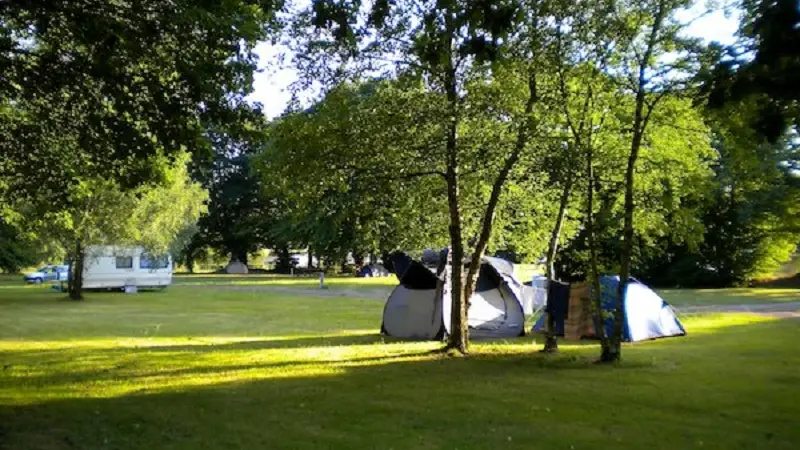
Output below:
[172,273,399,289]
[659,287,800,306]
[0,284,799,450]
[171,274,800,306]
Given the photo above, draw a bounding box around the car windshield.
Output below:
[36,267,48,272]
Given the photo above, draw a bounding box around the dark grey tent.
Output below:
[381,253,526,340]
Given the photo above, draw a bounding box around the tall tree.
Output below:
[634,101,800,287]
[295,0,560,353]
[602,0,706,362]
[0,0,279,235]
[257,82,451,268]
[190,109,272,267]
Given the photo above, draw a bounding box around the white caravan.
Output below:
[81,246,173,289]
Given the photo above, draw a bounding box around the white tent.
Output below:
[381,253,526,340]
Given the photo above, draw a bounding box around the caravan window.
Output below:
[140,254,169,269]
[116,256,133,269]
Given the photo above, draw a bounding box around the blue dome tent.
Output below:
[533,276,685,342]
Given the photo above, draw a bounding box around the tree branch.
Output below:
[464,70,538,300]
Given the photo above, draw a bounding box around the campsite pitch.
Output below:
[0,282,798,450]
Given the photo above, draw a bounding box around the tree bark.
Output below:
[542,171,573,352]
[308,248,314,269]
[444,125,468,353]
[586,141,610,358]
[442,45,469,353]
[68,240,84,301]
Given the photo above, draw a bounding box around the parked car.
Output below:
[23,265,69,284]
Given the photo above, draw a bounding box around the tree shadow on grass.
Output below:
[0,352,660,449]
[7,317,788,399]
[1,320,799,450]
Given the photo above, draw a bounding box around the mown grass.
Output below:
[1,284,799,449]
[5,271,800,307]
[173,273,399,289]
[171,274,800,305]
[660,287,800,306]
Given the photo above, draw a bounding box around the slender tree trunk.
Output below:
[610,125,642,361]
[68,240,84,301]
[465,72,537,304]
[276,244,291,273]
[542,171,573,352]
[186,252,195,273]
[445,134,467,353]
[308,248,314,269]
[609,4,666,363]
[442,50,469,353]
[586,142,609,358]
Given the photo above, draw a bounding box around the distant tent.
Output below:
[381,253,526,340]
[532,276,685,342]
[356,264,390,278]
[523,275,549,316]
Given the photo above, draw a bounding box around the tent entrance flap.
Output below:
[381,285,443,340]
[386,253,526,341]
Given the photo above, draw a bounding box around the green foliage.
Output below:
[185,108,274,265]
[0,0,279,237]
[0,221,39,273]
[638,102,800,287]
[554,95,715,280]
[9,153,207,275]
[130,153,209,256]
[256,81,451,263]
[704,0,800,141]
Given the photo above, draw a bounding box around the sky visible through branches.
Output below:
[247,0,740,118]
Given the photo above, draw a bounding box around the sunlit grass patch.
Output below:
[1,285,799,449]
[660,287,800,305]
[675,312,778,334]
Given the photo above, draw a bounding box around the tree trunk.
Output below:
[607,0,667,364]
[586,142,610,358]
[186,252,195,273]
[443,52,468,353]
[610,125,642,362]
[445,149,468,353]
[307,248,314,269]
[275,245,291,273]
[542,171,573,352]
[68,240,84,301]
[465,71,537,305]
